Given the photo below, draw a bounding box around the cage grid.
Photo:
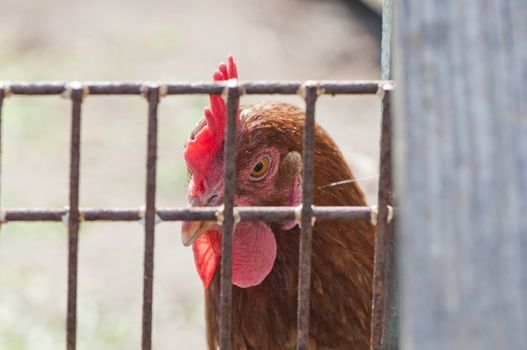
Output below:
[0,79,394,350]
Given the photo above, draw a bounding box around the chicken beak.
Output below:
[181,220,219,247]
[182,191,222,246]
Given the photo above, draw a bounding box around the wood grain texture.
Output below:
[393,0,527,349]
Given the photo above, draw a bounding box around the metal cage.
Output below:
[0,79,394,350]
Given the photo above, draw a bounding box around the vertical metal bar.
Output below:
[370,86,397,350]
[381,0,393,81]
[141,86,160,350]
[372,0,395,346]
[296,83,318,350]
[66,87,83,350]
[219,81,241,350]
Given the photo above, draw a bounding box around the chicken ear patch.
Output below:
[232,222,277,288]
[281,174,302,230]
[280,151,303,230]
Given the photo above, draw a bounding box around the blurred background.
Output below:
[0,0,382,348]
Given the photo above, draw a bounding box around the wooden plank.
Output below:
[393,0,527,349]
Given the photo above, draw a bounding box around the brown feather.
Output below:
[205,102,375,349]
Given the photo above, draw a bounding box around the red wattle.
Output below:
[192,222,277,289]
[232,222,277,288]
[193,230,221,288]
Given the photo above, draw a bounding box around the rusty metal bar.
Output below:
[2,81,387,96]
[218,81,241,350]
[0,206,374,223]
[66,87,83,350]
[141,86,160,350]
[370,85,396,350]
[296,83,318,350]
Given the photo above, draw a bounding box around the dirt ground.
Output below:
[0,0,381,348]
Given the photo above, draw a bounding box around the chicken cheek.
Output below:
[232,222,277,288]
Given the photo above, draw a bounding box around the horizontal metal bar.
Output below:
[1,81,389,96]
[0,206,373,222]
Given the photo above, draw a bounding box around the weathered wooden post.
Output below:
[394,0,527,349]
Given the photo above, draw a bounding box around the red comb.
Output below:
[184,55,239,196]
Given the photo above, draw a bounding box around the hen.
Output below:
[182,56,375,349]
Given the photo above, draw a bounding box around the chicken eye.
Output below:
[249,156,271,180]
